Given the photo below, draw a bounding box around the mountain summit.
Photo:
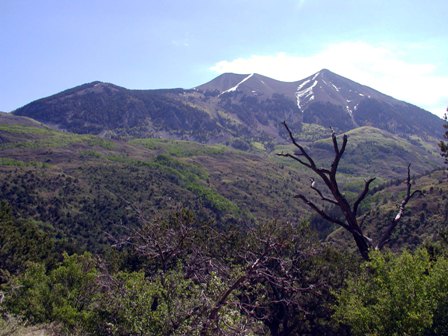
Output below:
[13,69,443,143]
[195,73,298,100]
[194,69,441,135]
[292,69,411,131]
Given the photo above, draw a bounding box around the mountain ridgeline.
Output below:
[13,69,443,145]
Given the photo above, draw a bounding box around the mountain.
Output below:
[195,72,298,100]
[12,79,301,146]
[12,70,443,144]
[12,82,226,140]
[294,69,441,135]
[197,69,442,136]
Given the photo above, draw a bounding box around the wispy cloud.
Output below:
[210,41,448,117]
[171,32,191,48]
[171,39,190,47]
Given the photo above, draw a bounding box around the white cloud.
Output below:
[210,41,448,118]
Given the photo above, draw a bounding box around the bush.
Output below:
[333,248,448,335]
[2,252,98,331]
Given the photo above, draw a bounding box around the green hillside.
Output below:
[0,113,444,255]
[0,115,310,252]
[1,114,447,335]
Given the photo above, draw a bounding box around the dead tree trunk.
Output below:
[278,122,421,260]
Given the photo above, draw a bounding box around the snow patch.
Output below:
[346,105,352,116]
[312,72,320,80]
[331,83,340,92]
[296,79,311,91]
[221,73,254,95]
[296,80,318,110]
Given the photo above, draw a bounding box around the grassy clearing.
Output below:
[0,158,49,168]
[105,152,240,215]
[296,123,330,141]
[0,124,116,151]
[251,141,266,151]
[151,155,240,214]
[0,124,52,135]
[130,138,228,157]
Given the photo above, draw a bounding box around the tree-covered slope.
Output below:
[0,114,309,252]
[0,113,445,254]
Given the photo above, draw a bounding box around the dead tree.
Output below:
[278,122,421,260]
[200,221,321,336]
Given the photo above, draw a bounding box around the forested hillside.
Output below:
[0,111,446,335]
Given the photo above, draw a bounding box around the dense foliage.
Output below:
[2,199,447,335]
[0,114,446,335]
[334,248,448,336]
[0,209,358,335]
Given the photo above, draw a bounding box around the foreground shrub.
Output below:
[333,248,448,336]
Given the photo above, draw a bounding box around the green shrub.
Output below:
[334,248,448,336]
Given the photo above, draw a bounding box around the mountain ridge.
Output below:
[194,69,442,135]
[12,69,444,143]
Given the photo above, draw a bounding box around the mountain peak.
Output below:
[195,72,299,99]
[85,81,124,90]
[194,73,251,93]
[12,69,442,141]
[220,73,255,94]
[294,68,394,114]
[305,69,345,83]
[316,68,333,76]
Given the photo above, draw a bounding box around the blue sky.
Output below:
[1,0,447,117]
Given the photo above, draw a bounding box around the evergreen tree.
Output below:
[0,201,54,278]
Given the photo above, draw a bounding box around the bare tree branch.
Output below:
[330,132,348,175]
[295,194,349,230]
[280,122,422,260]
[280,121,318,169]
[310,178,339,206]
[277,152,313,169]
[353,178,376,216]
[376,164,422,250]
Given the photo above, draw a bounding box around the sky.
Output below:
[1,0,447,118]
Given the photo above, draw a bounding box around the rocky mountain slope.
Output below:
[199,69,442,135]
[294,69,440,134]
[12,70,443,144]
